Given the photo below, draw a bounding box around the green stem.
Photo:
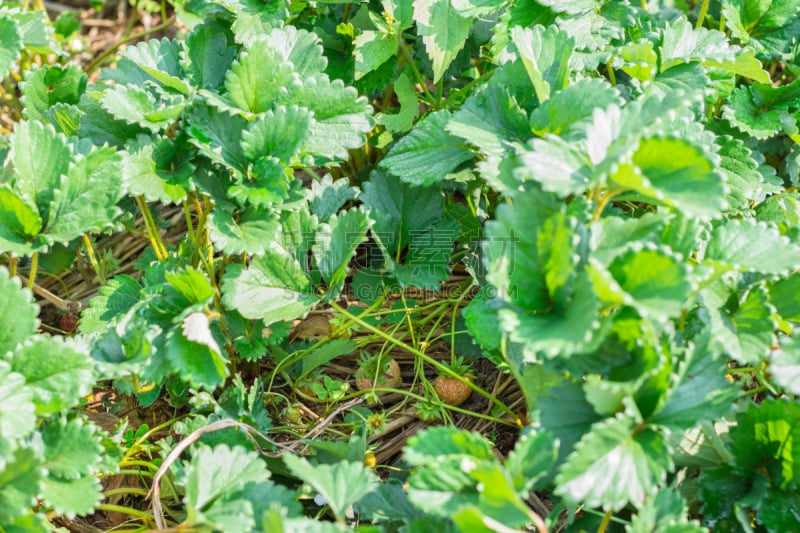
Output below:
[115,469,155,477]
[9,256,17,277]
[104,487,149,497]
[118,459,160,471]
[27,252,38,290]
[606,60,617,87]
[82,234,105,285]
[592,190,621,222]
[597,509,613,533]
[396,36,436,105]
[95,503,154,522]
[135,196,168,262]
[739,385,770,399]
[696,0,710,28]
[329,301,521,425]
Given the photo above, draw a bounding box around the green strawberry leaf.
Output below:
[0,267,38,355]
[222,253,317,326]
[447,85,530,185]
[702,282,776,364]
[278,75,373,161]
[313,208,372,296]
[165,312,228,389]
[41,417,102,479]
[10,120,71,218]
[721,0,800,57]
[392,218,459,290]
[730,399,800,488]
[185,104,249,173]
[0,15,22,76]
[123,134,188,203]
[0,448,43,523]
[183,445,271,522]
[518,135,594,195]
[510,25,574,103]
[605,245,691,322]
[723,85,787,139]
[628,487,703,533]
[79,275,142,334]
[612,39,657,83]
[0,362,35,458]
[377,72,419,133]
[2,8,57,54]
[413,0,473,82]
[40,474,102,518]
[224,37,296,115]
[7,337,93,416]
[283,454,376,522]
[307,175,357,222]
[41,102,82,137]
[45,146,124,243]
[100,84,186,132]
[528,78,621,137]
[77,88,148,147]
[0,187,45,256]
[660,19,769,83]
[241,105,312,163]
[361,170,443,257]
[263,26,327,80]
[207,206,280,256]
[555,415,673,511]
[183,23,237,91]
[718,135,781,210]
[20,64,86,120]
[590,212,670,264]
[651,337,737,429]
[770,336,800,395]
[354,30,397,79]
[705,218,800,274]
[405,426,495,464]
[610,137,726,219]
[120,37,190,95]
[504,429,558,493]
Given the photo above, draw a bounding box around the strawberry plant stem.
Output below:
[696,0,710,28]
[135,196,168,261]
[330,300,521,425]
[597,509,613,533]
[82,234,105,285]
[95,503,155,523]
[104,487,149,497]
[27,252,38,290]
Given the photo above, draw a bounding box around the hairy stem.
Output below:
[27,252,38,290]
[82,234,105,285]
[135,196,168,261]
[696,0,710,28]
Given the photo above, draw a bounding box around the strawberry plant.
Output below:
[2,0,800,531]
